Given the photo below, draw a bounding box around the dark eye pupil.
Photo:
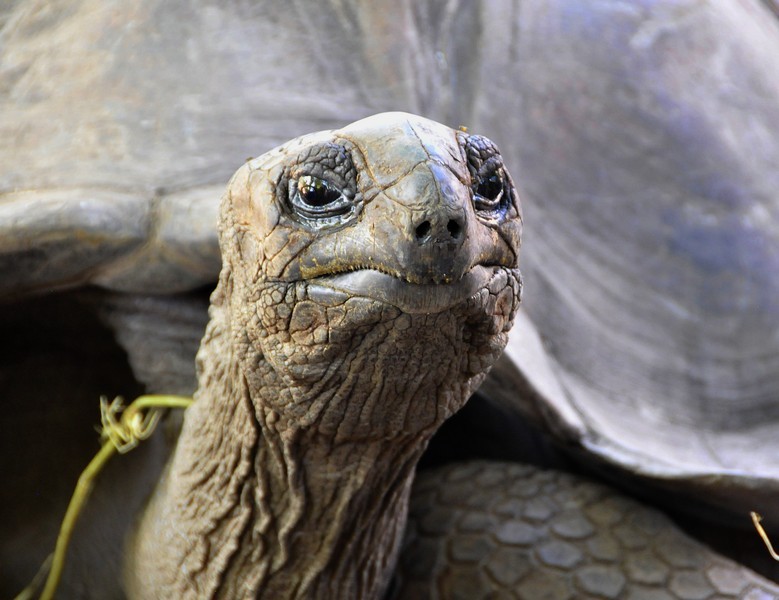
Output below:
[477,173,503,200]
[298,175,342,207]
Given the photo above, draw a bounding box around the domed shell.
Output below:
[479,0,779,524]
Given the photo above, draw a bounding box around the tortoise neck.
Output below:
[125,264,509,598]
[217,375,426,599]
[127,304,434,599]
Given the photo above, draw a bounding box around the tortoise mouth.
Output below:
[306,264,511,314]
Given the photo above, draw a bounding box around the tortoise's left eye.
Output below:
[474,170,504,208]
[461,133,511,220]
[473,168,506,215]
[290,175,353,220]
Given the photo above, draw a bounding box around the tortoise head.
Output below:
[214,112,523,439]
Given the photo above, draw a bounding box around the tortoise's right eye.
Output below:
[283,142,360,229]
[297,175,344,208]
[289,175,354,224]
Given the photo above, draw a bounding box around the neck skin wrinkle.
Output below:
[125,264,510,599]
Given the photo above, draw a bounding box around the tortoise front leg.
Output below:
[394,461,779,599]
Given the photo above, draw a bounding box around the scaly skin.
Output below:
[125,112,522,598]
[395,461,779,600]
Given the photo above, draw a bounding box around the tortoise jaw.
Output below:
[307,264,507,314]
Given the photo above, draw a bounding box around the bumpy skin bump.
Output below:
[125,113,522,599]
[394,461,779,600]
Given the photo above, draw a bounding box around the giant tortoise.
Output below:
[2,1,779,598]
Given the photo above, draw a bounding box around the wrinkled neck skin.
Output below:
[126,264,518,599]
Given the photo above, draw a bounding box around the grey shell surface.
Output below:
[2,0,779,528]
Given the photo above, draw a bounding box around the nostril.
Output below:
[415,220,432,240]
[447,219,462,240]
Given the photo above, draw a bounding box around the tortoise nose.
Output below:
[414,216,464,245]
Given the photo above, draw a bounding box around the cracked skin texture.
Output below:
[125,112,522,599]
